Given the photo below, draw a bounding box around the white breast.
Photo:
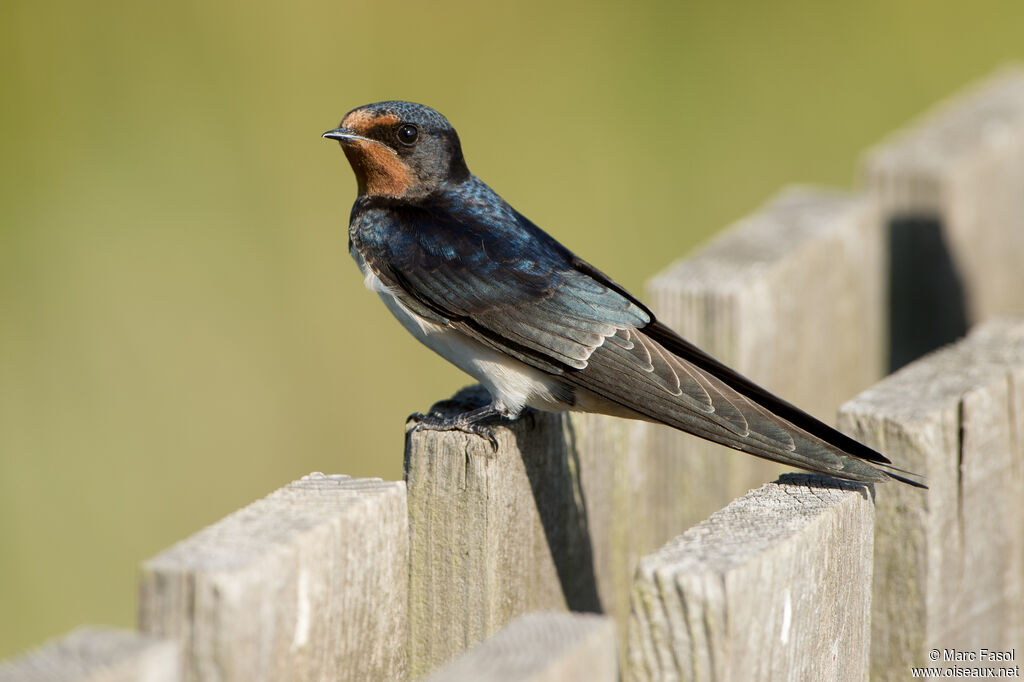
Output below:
[355,254,571,417]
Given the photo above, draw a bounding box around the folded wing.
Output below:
[354,194,923,487]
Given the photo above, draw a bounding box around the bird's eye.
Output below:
[397,123,419,146]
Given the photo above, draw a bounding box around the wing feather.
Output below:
[349,187,924,487]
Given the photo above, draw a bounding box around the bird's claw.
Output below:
[406,411,501,451]
[407,410,446,423]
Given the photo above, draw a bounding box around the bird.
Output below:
[323,100,924,488]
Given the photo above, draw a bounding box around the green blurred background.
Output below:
[1,0,1022,657]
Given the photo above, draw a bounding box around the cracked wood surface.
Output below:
[625,474,874,682]
[404,387,600,678]
[138,473,408,682]
[839,317,1024,681]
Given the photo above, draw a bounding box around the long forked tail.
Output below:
[564,320,927,488]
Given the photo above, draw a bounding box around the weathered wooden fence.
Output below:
[3,66,1023,682]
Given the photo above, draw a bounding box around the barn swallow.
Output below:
[323,101,924,487]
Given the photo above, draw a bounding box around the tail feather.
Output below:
[563,323,926,488]
[644,320,895,465]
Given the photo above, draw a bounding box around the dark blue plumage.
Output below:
[350,178,650,374]
[324,101,925,488]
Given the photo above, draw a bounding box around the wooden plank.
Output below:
[410,188,887,665]
[864,66,1024,368]
[625,474,874,682]
[838,317,1024,681]
[420,612,617,682]
[405,387,600,678]
[642,186,885,533]
[138,473,408,682]
[564,413,649,650]
[0,627,178,682]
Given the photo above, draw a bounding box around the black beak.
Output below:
[322,127,371,145]
[322,127,399,156]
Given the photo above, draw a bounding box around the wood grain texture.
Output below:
[838,317,1024,681]
[0,627,178,682]
[564,412,650,655]
[625,474,874,682]
[138,473,408,682]
[643,187,885,532]
[405,387,600,678]
[420,612,617,682]
[865,66,1024,365]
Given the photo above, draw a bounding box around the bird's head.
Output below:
[323,101,470,199]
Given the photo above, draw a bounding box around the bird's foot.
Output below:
[407,404,512,451]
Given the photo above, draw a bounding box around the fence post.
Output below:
[864,66,1024,369]
[407,187,889,667]
[639,186,886,533]
[420,612,617,682]
[0,627,178,682]
[563,413,649,646]
[625,474,874,682]
[838,317,1024,680]
[6,68,1023,682]
[138,473,408,682]
[404,386,599,677]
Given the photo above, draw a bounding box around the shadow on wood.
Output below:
[404,386,601,677]
[887,216,969,371]
[866,66,1024,357]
